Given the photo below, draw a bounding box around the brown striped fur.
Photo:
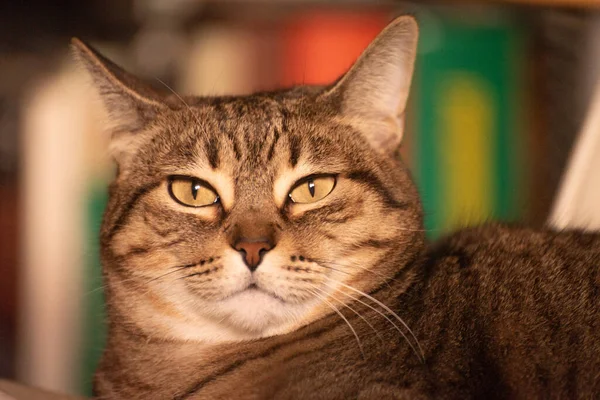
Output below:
[72,16,600,399]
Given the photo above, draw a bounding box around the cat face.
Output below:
[73,16,424,341]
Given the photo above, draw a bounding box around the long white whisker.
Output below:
[309,284,384,343]
[321,281,422,363]
[85,257,202,297]
[310,262,352,276]
[311,257,395,289]
[307,288,365,359]
[322,278,425,363]
[399,228,432,232]
[146,265,190,284]
[84,275,145,297]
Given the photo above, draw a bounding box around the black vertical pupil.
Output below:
[191,181,201,200]
[308,179,315,197]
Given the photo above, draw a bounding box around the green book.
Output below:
[412,11,527,237]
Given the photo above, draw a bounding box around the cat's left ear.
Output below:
[70,38,168,135]
[70,38,173,169]
[326,16,418,151]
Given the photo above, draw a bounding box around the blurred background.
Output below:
[1,0,599,396]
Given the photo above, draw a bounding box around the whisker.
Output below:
[83,284,110,297]
[169,257,217,270]
[84,275,141,297]
[145,265,191,284]
[309,283,384,343]
[84,263,191,297]
[170,262,198,270]
[311,257,395,289]
[397,227,435,233]
[179,272,207,280]
[310,262,352,277]
[322,278,425,363]
[307,288,365,360]
[321,281,422,363]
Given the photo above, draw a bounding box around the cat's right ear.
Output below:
[70,38,167,136]
[324,16,418,153]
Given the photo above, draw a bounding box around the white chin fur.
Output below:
[165,289,314,343]
[215,289,301,333]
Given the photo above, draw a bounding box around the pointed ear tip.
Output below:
[389,15,419,34]
[69,38,102,71]
[69,37,90,59]
[70,37,85,50]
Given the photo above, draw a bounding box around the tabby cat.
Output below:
[72,16,600,399]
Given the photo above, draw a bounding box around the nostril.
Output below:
[257,247,270,265]
[234,239,274,271]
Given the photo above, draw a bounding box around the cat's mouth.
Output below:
[236,282,287,303]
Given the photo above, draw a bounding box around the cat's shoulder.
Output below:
[431,222,600,252]
[422,222,600,275]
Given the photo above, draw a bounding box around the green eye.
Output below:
[168,176,219,207]
[289,175,336,204]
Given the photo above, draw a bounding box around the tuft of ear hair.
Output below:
[326,16,419,152]
[70,38,168,135]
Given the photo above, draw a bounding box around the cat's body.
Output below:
[94,224,600,399]
[71,16,600,399]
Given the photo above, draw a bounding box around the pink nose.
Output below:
[234,239,273,271]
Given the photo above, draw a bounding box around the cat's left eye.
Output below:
[289,175,336,204]
[168,176,219,207]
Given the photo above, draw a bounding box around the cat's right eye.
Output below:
[168,176,219,208]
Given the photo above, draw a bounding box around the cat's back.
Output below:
[416,223,600,398]
[427,223,600,298]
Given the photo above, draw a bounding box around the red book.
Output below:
[281,10,389,86]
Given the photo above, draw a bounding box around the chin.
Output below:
[213,289,313,336]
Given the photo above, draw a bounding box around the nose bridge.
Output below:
[230,208,277,243]
[229,173,279,242]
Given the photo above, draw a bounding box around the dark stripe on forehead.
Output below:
[213,101,232,142]
[280,105,291,133]
[226,130,242,161]
[267,126,280,162]
[107,180,162,241]
[217,104,240,161]
[245,124,262,160]
[206,136,220,169]
[233,100,247,117]
[289,134,302,167]
[347,170,409,210]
